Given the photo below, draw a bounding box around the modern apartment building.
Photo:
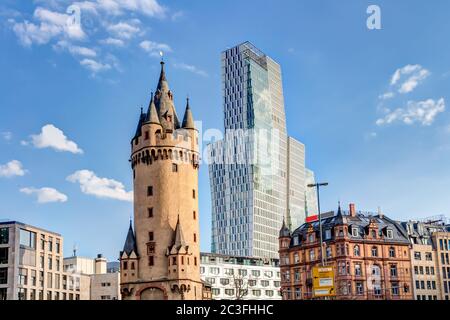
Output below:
[433,231,450,300]
[209,41,317,259]
[402,219,447,300]
[64,253,121,300]
[0,221,88,300]
[279,204,414,300]
[200,252,281,300]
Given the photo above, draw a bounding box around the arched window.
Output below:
[371,246,378,257]
[354,245,360,257]
[389,247,396,258]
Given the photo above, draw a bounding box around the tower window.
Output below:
[148,256,154,266]
[123,262,128,270]
[131,262,135,270]
[148,208,153,218]
[193,211,196,220]
[181,256,184,265]
[194,257,197,266]
[134,138,138,145]
[194,233,197,243]
[172,257,177,265]
[149,232,154,241]
[144,131,149,140]
[147,186,153,196]
[147,243,155,254]
[172,163,178,172]
[192,189,196,199]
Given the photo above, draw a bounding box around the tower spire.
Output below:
[182,97,195,129]
[145,92,161,125]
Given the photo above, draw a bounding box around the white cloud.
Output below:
[378,92,394,100]
[390,64,430,94]
[107,21,141,39]
[80,58,111,73]
[53,40,97,57]
[20,187,68,203]
[99,37,125,47]
[139,40,172,58]
[1,131,12,141]
[26,124,83,154]
[376,98,445,126]
[12,19,62,46]
[173,62,208,77]
[96,0,166,17]
[67,169,133,202]
[0,160,27,178]
[11,6,86,47]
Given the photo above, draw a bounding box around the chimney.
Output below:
[378,206,383,219]
[349,203,356,217]
[95,254,107,274]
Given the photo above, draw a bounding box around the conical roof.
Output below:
[182,98,195,129]
[174,215,187,248]
[279,218,291,238]
[145,93,161,125]
[122,220,137,256]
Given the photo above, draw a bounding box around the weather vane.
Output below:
[160,51,164,62]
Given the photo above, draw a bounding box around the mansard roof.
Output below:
[290,206,410,247]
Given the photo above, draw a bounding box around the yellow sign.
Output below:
[312,266,335,297]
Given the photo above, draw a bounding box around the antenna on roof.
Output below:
[73,243,78,257]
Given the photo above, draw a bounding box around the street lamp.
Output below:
[307,182,328,266]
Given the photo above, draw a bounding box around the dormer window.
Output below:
[325,229,332,240]
[352,227,359,237]
[386,229,394,239]
[308,234,314,243]
[293,236,299,246]
[371,230,377,238]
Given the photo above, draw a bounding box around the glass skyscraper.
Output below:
[208,42,317,259]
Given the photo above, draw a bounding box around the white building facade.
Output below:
[200,252,281,300]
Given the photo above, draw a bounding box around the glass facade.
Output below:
[209,42,317,259]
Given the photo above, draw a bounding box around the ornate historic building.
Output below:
[120,61,205,300]
[279,203,414,300]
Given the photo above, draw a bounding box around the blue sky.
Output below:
[1,0,450,261]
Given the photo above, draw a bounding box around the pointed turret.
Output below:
[171,215,188,251]
[335,201,345,225]
[279,218,291,238]
[182,97,195,129]
[122,221,137,256]
[133,107,145,139]
[156,60,169,92]
[153,61,180,131]
[145,92,161,125]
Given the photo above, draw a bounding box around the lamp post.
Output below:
[307,182,328,266]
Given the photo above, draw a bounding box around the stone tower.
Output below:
[120,61,203,300]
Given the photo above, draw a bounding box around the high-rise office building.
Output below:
[208,42,317,259]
